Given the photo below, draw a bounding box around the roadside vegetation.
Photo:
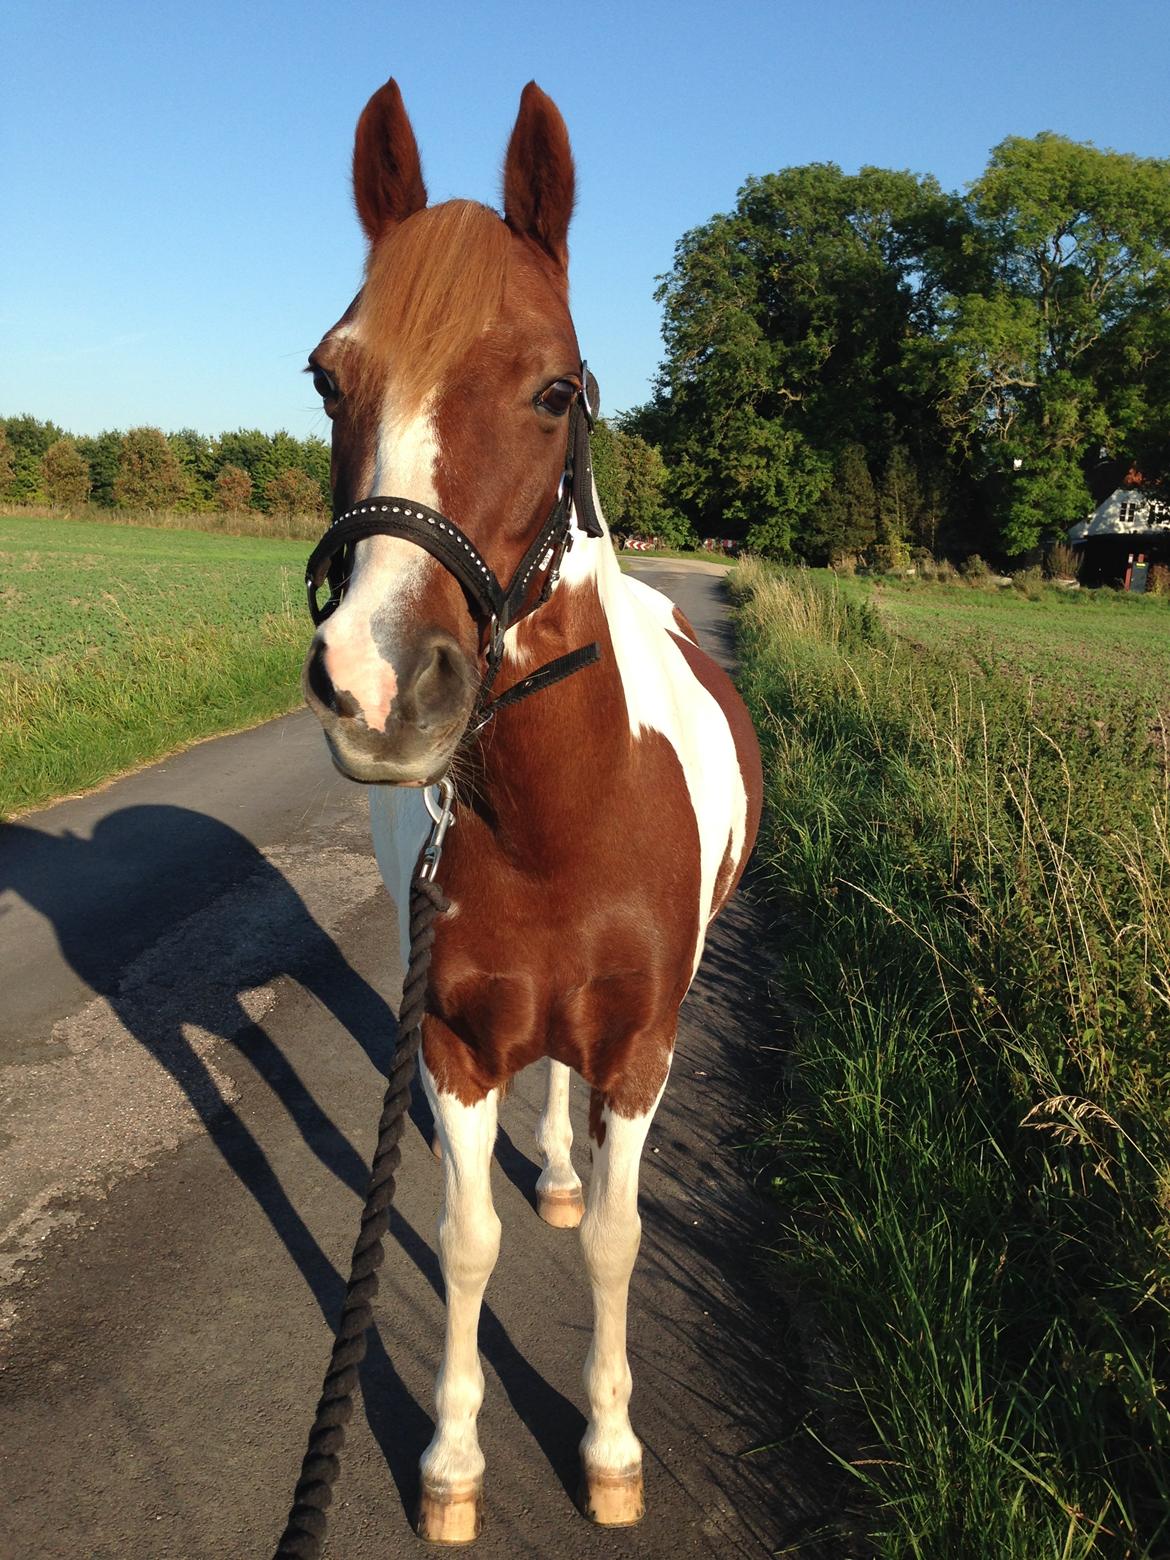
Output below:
[0,515,308,817]
[733,558,1170,1557]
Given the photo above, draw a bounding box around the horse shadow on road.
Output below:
[0,803,580,1518]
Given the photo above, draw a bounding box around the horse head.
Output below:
[302,79,589,786]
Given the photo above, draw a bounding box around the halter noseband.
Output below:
[304,365,603,723]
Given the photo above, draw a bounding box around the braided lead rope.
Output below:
[274,871,450,1559]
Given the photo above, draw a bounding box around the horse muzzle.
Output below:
[302,629,476,785]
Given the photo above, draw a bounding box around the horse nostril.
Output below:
[306,641,361,719]
[412,636,469,726]
[306,641,336,710]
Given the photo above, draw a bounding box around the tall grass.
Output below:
[733,559,1170,1557]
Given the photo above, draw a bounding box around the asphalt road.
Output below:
[0,560,837,1559]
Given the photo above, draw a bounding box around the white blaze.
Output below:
[317,392,442,730]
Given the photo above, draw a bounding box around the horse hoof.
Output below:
[537,1186,585,1228]
[416,1478,482,1544]
[431,1134,443,1162]
[578,1464,644,1526]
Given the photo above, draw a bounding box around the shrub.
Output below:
[214,464,254,513]
[1011,563,1045,599]
[113,427,192,510]
[264,468,325,521]
[1045,540,1082,580]
[41,438,91,508]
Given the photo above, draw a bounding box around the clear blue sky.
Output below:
[3,0,1168,440]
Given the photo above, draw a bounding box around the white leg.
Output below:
[578,1078,668,1526]
[535,1059,584,1227]
[417,1059,501,1544]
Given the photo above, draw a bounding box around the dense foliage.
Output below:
[635,134,1170,563]
[590,416,690,544]
[0,415,331,516]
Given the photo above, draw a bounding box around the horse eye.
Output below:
[312,366,338,401]
[537,379,577,417]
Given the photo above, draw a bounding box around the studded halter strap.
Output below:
[304,365,603,721]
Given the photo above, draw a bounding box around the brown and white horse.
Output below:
[301,77,762,1542]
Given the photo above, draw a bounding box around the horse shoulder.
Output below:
[605,573,761,941]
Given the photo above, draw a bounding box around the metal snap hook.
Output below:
[420,775,456,881]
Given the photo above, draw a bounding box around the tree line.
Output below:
[0,417,333,520]
[0,412,681,542]
[627,132,1170,564]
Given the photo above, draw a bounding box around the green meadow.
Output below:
[0,515,310,816]
[869,576,1170,724]
[733,563,1169,1558]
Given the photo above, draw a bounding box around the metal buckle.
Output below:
[487,614,506,668]
[579,359,597,429]
[546,530,572,594]
[556,468,573,522]
[419,775,456,881]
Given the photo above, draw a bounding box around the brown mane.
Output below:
[354,199,511,413]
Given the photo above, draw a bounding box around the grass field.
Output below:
[0,515,310,816]
[733,564,1169,1558]
[868,576,1170,730]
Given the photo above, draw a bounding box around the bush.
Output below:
[214,464,254,513]
[41,438,91,508]
[113,427,192,510]
[1011,563,1045,599]
[1045,540,1082,580]
[263,468,325,522]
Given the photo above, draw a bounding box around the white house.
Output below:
[1068,488,1170,544]
[1069,487,1170,586]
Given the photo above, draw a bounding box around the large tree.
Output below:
[917,133,1170,552]
[643,135,1170,561]
[264,467,325,520]
[75,430,123,508]
[805,444,878,566]
[2,415,65,502]
[641,164,965,558]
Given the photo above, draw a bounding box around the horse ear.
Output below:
[353,78,427,242]
[503,82,575,271]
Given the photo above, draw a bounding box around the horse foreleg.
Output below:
[417,1057,501,1545]
[535,1058,584,1227]
[578,1073,668,1526]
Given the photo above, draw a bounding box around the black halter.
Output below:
[305,365,603,725]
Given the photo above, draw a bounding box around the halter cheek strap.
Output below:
[303,367,603,724]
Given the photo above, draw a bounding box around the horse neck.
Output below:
[469,533,628,843]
